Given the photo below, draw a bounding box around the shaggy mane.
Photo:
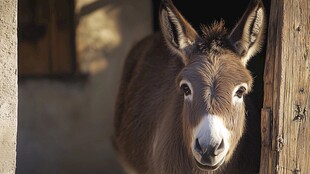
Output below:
[198,20,231,54]
[201,20,227,40]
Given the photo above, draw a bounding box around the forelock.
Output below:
[198,20,231,54]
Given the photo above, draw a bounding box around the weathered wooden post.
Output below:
[0,0,18,173]
[260,0,310,173]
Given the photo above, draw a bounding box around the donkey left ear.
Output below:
[159,0,198,64]
[228,0,266,66]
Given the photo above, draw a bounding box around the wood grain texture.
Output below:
[277,0,310,173]
[260,0,310,173]
[260,0,284,173]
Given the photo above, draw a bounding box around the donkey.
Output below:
[113,0,266,173]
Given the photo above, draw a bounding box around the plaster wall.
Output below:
[0,0,18,173]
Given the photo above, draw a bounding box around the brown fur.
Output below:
[113,0,265,173]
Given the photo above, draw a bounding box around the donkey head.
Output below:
[159,0,265,171]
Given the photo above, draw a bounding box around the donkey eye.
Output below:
[180,84,191,96]
[235,86,246,98]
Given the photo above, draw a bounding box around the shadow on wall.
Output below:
[16,0,152,174]
[75,0,122,74]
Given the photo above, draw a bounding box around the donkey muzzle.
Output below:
[192,115,230,170]
[193,138,226,170]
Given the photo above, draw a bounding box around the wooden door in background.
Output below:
[18,0,75,77]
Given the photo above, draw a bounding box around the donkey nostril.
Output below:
[194,138,203,155]
[213,139,225,156]
[194,138,225,157]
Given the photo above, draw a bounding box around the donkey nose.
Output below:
[194,138,225,157]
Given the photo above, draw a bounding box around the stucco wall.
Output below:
[16,0,152,173]
[0,0,17,173]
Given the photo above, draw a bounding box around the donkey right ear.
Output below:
[159,0,198,63]
[228,0,266,66]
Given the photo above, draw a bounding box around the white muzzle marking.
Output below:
[193,115,230,161]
